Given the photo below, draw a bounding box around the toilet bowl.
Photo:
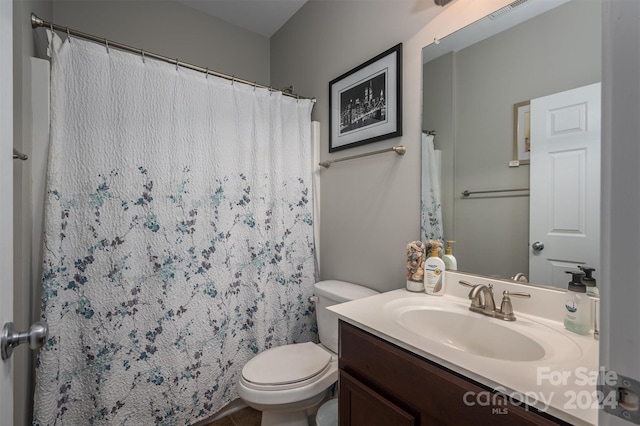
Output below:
[237,280,378,426]
[238,342,337,426]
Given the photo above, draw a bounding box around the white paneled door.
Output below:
[0,0,13,423]
[529,83,601,288]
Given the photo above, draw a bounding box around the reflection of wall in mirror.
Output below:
[422,0,601,287]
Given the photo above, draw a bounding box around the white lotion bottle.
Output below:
[424,248,446,296]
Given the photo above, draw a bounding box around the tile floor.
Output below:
[204,407,262,426]
[203,406,322,426]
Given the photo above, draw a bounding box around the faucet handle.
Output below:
[503,290,530,299]
[458,280,475,288]
[458,280,494,291]
[498,290,531,321]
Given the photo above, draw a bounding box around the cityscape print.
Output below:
[339,72,387,134]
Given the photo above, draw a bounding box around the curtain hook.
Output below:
[231,75,235,86]
[253,82,257,92]
[66,27,71,43]
[297,94,300,103]
[205,68,209,79]
[140,49,145,63]
[105,38,109,54]
[269,85,273,96]
[175,59,179,71]
[49,21,53,33]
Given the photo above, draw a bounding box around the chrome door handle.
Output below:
[531,241,545,251]
[1,321,48,360]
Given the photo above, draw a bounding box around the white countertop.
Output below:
[328,273,600,425]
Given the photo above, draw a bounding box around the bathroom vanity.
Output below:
[339,321,560,425]
[329,272,600,426]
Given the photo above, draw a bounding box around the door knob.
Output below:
[1,321,48,361]
[532,241,545,251]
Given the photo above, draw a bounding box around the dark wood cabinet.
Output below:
[339,370,415,426]
[338,320,565,426]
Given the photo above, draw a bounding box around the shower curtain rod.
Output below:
[30,13,316,103]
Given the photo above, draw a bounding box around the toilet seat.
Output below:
[241,342,332,391]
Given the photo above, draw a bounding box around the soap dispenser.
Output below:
[578,266,598,296]
[564,271,590,335]
[443,240,457,271]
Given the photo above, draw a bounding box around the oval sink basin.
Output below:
[383,297,582,363]
[398,309,544,361]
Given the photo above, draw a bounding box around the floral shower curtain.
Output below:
[33,34,316,425]
[421,133,444,243]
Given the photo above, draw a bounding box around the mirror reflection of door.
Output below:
[421,0,601,288]
[529,83,601,287]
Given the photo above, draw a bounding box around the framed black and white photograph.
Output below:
[513,100,531,164]
[329,43,402,152]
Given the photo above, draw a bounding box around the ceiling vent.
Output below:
[489,0,529,20]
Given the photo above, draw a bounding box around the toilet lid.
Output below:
[242,342,331,386]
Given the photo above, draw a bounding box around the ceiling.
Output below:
[175,0,309,37]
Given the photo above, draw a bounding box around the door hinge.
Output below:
[600,370,640,424]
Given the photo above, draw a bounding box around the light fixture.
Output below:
[434,0,454,6]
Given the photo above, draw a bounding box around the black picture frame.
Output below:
[329,43,403,152]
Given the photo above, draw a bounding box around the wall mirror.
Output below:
[421,0,601,289]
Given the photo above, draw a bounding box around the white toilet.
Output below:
[237,280,379,426]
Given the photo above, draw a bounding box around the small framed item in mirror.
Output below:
[329,43,402,152]
[513,100,531,165]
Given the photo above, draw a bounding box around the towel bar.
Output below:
[319,145,406,168]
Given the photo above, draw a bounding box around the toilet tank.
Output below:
[314,280,379,353]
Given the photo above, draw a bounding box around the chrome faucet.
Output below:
[511,272,529,282]
[459,281,530,321]
[468,283,497,314]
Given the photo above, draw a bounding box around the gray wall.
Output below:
[601,3,640,424]
[270,1,441,293]
[422,0,601,280]
[53,0,271,85]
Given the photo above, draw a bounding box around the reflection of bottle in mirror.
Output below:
[563,271,590,335]
[593,299,600,341]
[579,266,598,296]
[424,248,446,296]
[578,266,599,339]
[443,240,457,271]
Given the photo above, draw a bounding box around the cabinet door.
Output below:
[339,370,415,426]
